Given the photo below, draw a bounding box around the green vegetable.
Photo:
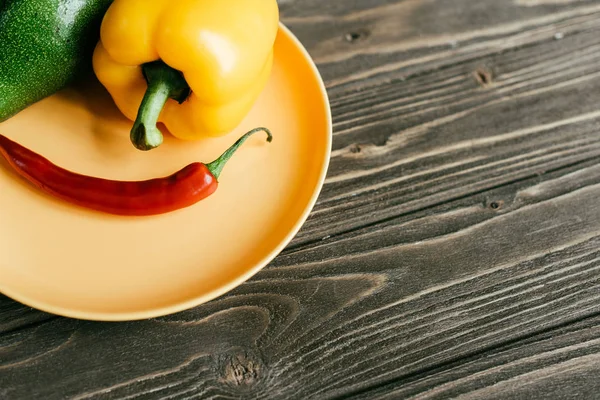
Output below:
[0,0,113,122]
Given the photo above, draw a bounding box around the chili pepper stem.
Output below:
[131,60,190,151]
[206,127,273,179]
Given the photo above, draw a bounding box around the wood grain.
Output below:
[2,0,600,398]
[290,4,600,245]
[0,300,53,334]
[350,315,600,399]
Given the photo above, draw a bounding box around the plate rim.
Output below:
[0,22,333,321]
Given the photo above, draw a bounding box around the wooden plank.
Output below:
[280,0,600,91]
[2,0,600,398]
[350,314,600,399]
[289,9,600,245]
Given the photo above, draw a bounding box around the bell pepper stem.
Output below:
[206,127,273,179]
[131,60,190,151]
[130,82,169,151]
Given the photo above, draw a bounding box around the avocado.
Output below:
[0,0,113,121]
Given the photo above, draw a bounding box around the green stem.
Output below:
[206,127,273,179]
[131,60,190,151]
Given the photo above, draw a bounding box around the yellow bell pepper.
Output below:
[92,0,279,151]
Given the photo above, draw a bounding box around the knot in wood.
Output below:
[488,200,504,210]
[474,67,493,87]
[350,143,362,154]
[222,352,262,387]
[345,28,370,43]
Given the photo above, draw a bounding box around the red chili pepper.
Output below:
[0,128,272,216]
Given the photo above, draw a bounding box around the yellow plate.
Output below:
[0,24,331,321]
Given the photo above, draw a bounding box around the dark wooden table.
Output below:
[3,0,600,398]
